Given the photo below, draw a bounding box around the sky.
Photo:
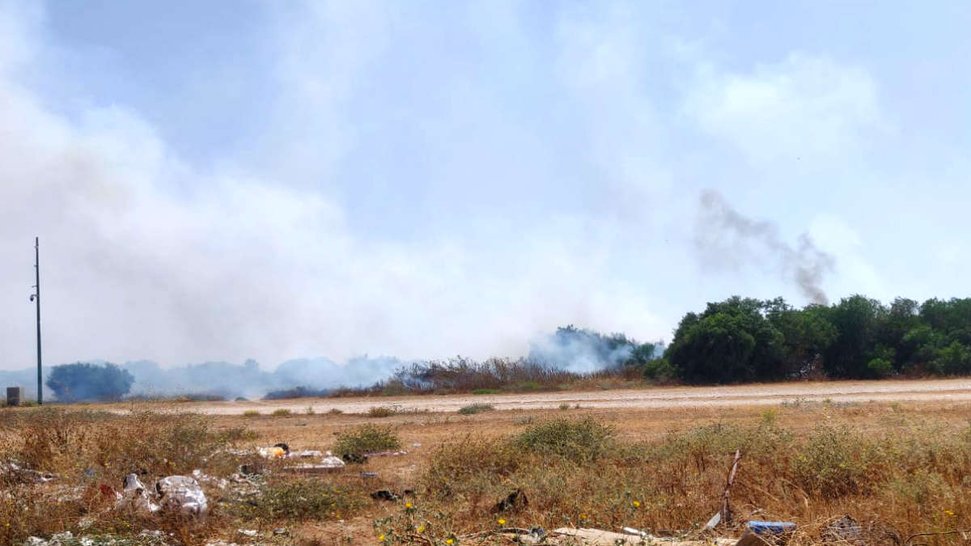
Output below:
[1,0,970,372]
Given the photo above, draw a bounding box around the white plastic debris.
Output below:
[192,469,229,489]
[1,461,54,483]
[321,450,346,469]
[288,450,323,458]
[116,473,161,514]
[364,450,408,457]
[156,475,208,516]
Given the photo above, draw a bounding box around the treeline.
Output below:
[663,295,971,384]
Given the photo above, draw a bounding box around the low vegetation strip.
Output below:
[6,401,971,544]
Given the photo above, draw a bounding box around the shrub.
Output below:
[367,406,396,418]
[791,426,876,497]
[242,410,261,418]
[643,358,676,381]
[513,418,615,463]
[422,437,526,499]
[263,386,330,400]
[333,424,401,462]
[457,403,495,415]
[472,388,500,395]
[238,478,364,520]
[272,408,293,417]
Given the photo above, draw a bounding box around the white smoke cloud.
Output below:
[0,1,666,375]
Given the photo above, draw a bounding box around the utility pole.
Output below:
[30,237,42,405]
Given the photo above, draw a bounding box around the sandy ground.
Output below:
[105,377,971,415]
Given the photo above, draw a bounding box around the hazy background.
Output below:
[2,1,969,392]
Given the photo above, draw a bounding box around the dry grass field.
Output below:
[5,382,971,545]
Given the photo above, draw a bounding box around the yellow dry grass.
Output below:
[5,394,971,544]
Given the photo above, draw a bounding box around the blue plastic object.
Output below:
[747,521,796,535]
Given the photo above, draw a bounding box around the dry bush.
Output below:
[232,477,366,521]
[0,409,247,544]
[457,403,495,415]
[332,424,401,462]
[372,416,971,545]
[512,417,615,463]
[367,406,397,418]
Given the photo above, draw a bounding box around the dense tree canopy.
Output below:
[664,295,971,384]
[46,362,135,401]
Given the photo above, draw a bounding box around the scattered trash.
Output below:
[192,469,229,489]
[364,451,408,458]
[156,475,208,516]
[99,483,118,500]
[237,464,261,476]
[26,531,170,546]
[491,488,529,513]
[622,527,648,538]
[364,450,408,458]
[273,528,289,536]
[0,461,54,484]
[412,442,422,447]
[360,472,379,478]
[822,516,864,545]
[320,450,346,468]
[747,521,796,536]
[371,489,400,501]
[236,530,258,537]
[734,522,797,546]
[548,528,736,546]
[116,473,161,514]
[289,449,323,458]
[281,463,345,475]
[258,444,288,459]
[341,452,367,464]
[258,447,286,459]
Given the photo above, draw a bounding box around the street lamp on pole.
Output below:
[29,237,42,405]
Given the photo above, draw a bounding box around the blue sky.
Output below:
[1,0,969,370]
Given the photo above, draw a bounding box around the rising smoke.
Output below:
[695,190,834,304]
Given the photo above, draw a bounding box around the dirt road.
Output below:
[139,377,971,415]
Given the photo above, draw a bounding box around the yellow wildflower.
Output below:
[378,535,385,541]
[417,526,425,533]
[945,510,955,516]
[498,519,506,525]
[632,500,641,508]
[447,539,454,545]
[405,502,413,509]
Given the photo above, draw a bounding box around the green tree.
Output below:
[821,295,888,378]
[46,362,135,402]
[667,297,785,384]
[764,298,837,377]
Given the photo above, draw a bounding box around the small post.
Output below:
[720,449,742,524]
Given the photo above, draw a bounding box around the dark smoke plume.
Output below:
[695,190,834,304]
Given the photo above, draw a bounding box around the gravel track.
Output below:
[151,378,971,415]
